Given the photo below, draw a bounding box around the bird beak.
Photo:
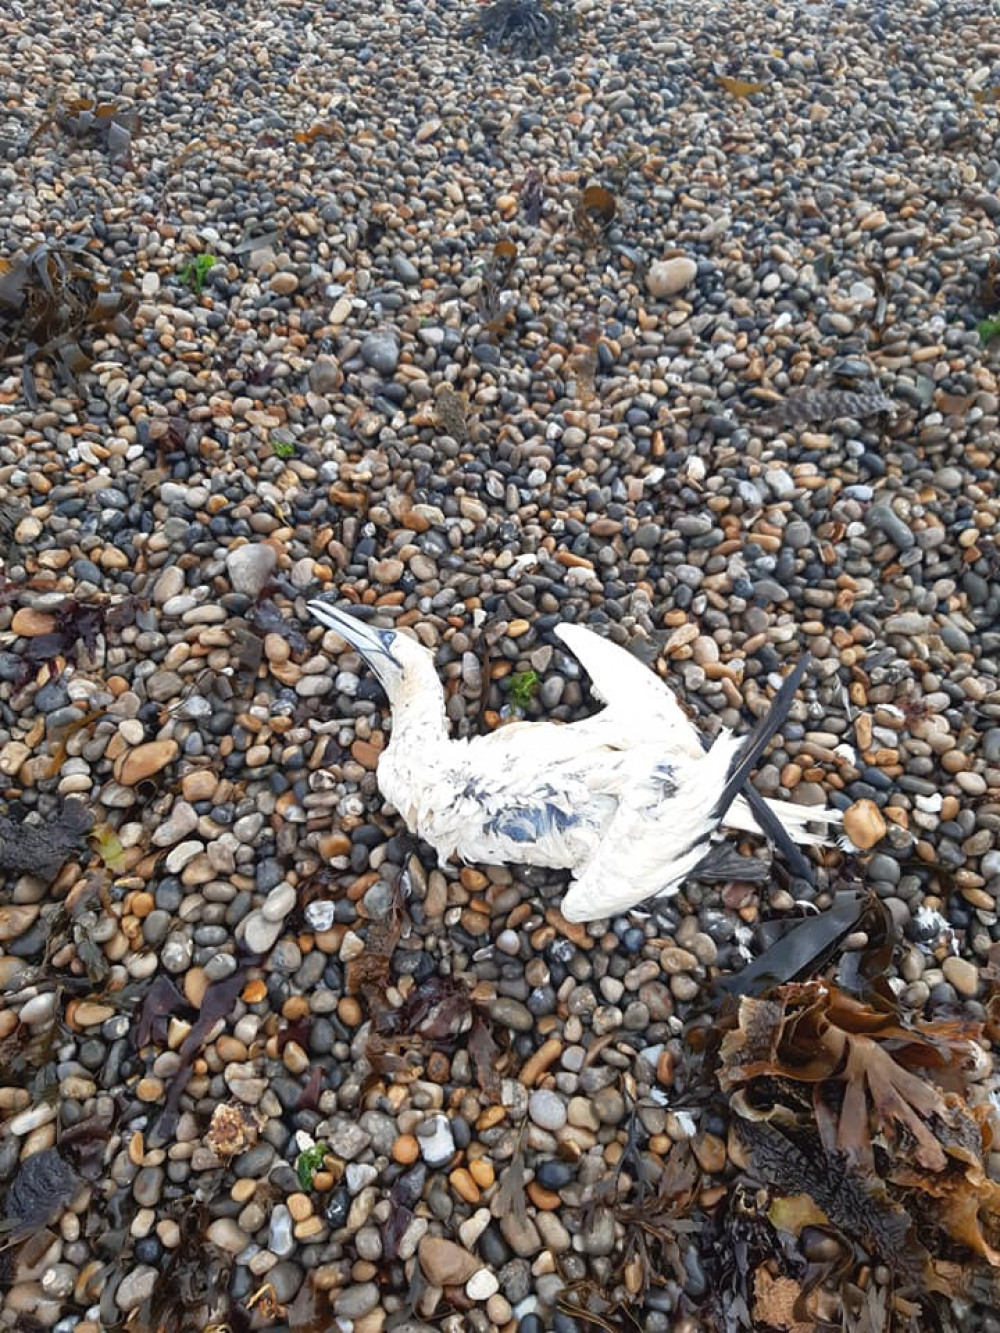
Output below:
[307,600,400,668]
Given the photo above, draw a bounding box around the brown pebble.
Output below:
[0,905,40,941]
[526,1181,561,1210]
[691,1132,726,1174]
[519,1037,562,1087]
[467,1157,495,1190]
[942,956,979,997]
[180,770,217,802]
[449,1168,480,1204]
[843,799,886,850]
[114,739,180,787]
[10,607,55,636]
[392,1134,420,1164]
[418,1235,481,1286]
[184,967,209,1008]
[136,1077,164,1103]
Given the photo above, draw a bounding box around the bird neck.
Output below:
[387,684,450,751]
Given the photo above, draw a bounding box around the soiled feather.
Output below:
[761,387,896,426]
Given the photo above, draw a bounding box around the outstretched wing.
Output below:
[554,624,702,754]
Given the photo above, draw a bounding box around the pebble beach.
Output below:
[1,0,1000,1329]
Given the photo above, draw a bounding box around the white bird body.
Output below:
[309,603,843,921]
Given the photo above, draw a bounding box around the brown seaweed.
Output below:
[135,974,188,1048]
[2,1149,79,1242]
[477,238,519,336]
[520,167,544,226]
[148,967,248,1146]
[0,241,134,406]
[464,0,570,56]
[0,799,94,880]
[29,96,138,162]
[574,185,617,246]
[718,893,867,997]
[12,597,107,687]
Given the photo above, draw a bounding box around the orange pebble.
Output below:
[449,1167,480,1204]
[526,1181,562,1211]
[468,1157,495,1190]
[392,1134,420,1165]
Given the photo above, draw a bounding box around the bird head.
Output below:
[307,600,437,709]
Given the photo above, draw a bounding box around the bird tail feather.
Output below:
[711,657,811,824]
[726,793,843,846]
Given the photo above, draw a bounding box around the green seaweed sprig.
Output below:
[295,1143,329,1190]
[179,254,216,294]
[507,669,540,710]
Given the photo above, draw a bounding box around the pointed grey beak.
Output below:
[308,600,400,668]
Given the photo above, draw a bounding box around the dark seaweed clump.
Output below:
[463,0,572,57]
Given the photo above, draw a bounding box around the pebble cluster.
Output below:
[1,0,999,1328]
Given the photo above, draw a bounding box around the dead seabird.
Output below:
[308,602,843,921]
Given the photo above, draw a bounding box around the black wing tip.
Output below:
[712,655,813,822]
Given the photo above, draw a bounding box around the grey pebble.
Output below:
[360,331,400,375]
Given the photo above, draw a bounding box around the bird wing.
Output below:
[559,736,741,922]
[554,624,702,754]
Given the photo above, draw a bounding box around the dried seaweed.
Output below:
[716,75,768,99]
[575,184,617,247]
[468,1014,503,1098]
[719,893,866,997]
[477,238,519,336]
[127,1200,232,1333]
[296,1065,323,1112]
[464,0,571,57]
[135,974,188,1048]
[345,876,406,1021]
[293,119,343,146]
[148,966,247,1145]
[737,1119,915,1269]
[382,1162,426,1260]
[435,385,469,443]
[0,241,134,405]
[252,594,307,654]
[376,974,471,1040]
[58,99,138,160]
[592,1122,701,1304]
[367,971,505,1098]
[716,978,1000,1306]
[234,627,264,696]
[12,596,107,686]
[0,799,93,879]
[720,983,979,1172]
[493,1117,530,1231]
[2,1149,79,1242]
[980,254,1000,312]
[29,96,138,162]
[284,1277,333,1332]
[519,167,544,226]
[58,1107,118,1182]
[757,387,896,427]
